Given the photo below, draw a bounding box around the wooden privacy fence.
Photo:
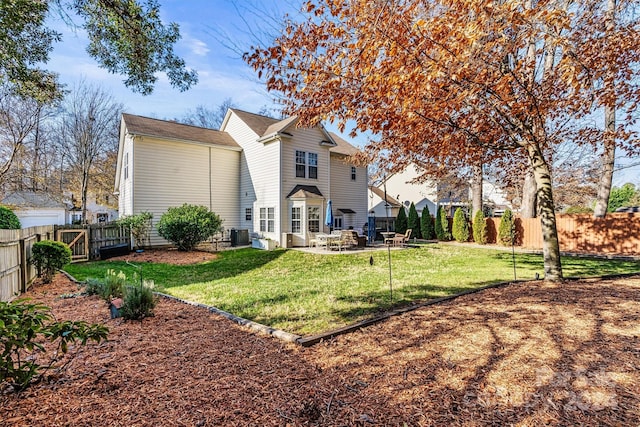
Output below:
[0,225,54,302]
[54,223,130,261]
[485,213,640,256]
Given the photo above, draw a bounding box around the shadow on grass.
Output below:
[490,252,640,277]
[64,248,286,290]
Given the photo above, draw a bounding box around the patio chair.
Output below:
[308,232,318,248]
[391,229,412,247]
[339,230,359,250]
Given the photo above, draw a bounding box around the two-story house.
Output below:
[115,109,368,247]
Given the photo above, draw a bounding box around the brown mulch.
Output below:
[2,252,639,426]
[106,248,217,265]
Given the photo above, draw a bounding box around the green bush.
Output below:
[30,240,72,283]
[452,208,470,242]
[420,210,435,240]
[157,204,223,251]
[120,281,157,320]
[0,206,21,229]
[472,210,487,244]
[0,299,108,391]
[407,202,421,238]
[395,206,408,234]
[85,269,127,302]
[435,206,452,241]
[498,208,515,245]
[117,211,153,249]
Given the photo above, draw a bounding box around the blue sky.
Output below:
[45,0,638,186]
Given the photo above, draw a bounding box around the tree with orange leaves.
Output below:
[245,0,640,282]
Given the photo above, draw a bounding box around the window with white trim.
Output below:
[267,207,275,232]
[296,150,306,178]
[308,153,318,179]
[334,216,343,230]
[245,208,252,221]
[308,206,320,232]
[295,150,318,179]
[351,166,356,181]
[291,207,301,233]
[259,208,266,232]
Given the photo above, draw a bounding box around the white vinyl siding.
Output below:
[224,112,280,239]
[118,134,134,216]
[329,155,368,230]
[133,137,239,246]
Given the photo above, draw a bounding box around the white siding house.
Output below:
[116,110,368,247]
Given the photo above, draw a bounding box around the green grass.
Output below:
[64,245,640,335]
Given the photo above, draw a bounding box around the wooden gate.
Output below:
[56,229,89,262]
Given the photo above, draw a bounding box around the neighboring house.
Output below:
[115,109,368,247]
[367,186,402,232]
[67,194,119,224]
[378,164,511,218]
[1,191,68,228]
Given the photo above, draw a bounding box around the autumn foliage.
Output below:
[245,0,640,281]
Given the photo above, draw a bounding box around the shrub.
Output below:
[407,202,421,238]
[0,299,108,391]
[435,206,452,241]
[472,210,487,244]
[564,205,593,214]
[498,208,515,245]
[158,204,223,251]
[420,210,435,240]
[395,206,408,234]
[452,208,470,242]
[30,240,72,283]
[117,211,153,249]
[120,280,157,320]
[0,206,21,229]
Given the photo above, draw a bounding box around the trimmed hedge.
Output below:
[452,208,469,242]
[0,206,21,229]
[31,240,72,283]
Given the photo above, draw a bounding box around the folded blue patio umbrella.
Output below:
[325,200,334,229]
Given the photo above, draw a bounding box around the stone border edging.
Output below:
[59,269,640,348]
[155,292,302,343]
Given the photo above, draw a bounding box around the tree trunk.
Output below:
[521,167,537,218]
[527,143,563,282]
[471,163,483,217]
[593,0,617,218]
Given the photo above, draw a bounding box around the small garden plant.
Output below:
[117,211,153,249]
[0,299,108,391]
[0,206,21,229]
[157,204,223,251]
[85,269,157,320]
[30,240,72,283]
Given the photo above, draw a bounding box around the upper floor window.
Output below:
[245,208,252,221]
[351,166,356,181]
[296,150,306,178]
[308,153,318,179]
[295,150,318,179]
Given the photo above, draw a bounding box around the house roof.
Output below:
[286,185,325,199]
[229,109,282,137]
[369,186,402,207]
[1,191,67,209]
[121,113,239,149]
[328,132,360,156]
[338,208,356,214]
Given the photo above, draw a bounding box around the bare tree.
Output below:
[57,83,122,223]
[180,98,237,129]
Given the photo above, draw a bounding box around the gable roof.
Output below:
[286,185,325,199]
[328,132,360,156]
[121,113,239,149]
[368,186,402,207]
[1,191,67,209]
[229,109,281,137]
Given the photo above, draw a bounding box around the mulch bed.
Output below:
[105,248,217,265]
[2,250,639,426]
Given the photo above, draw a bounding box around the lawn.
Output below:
[64,244,640,335]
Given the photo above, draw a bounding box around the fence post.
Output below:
[19,236,27,293]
